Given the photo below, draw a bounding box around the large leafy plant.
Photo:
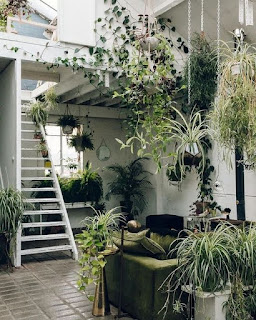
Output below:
[106,158,151,216]
[76,208,124,300]
[28,102,48,127]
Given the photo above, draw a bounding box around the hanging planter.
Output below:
[139,36,159,52]
[143,75,160,95]
[69,132,94,152]
[57,109,79,135]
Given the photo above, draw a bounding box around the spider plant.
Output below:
[0,188,28,266]
[76,207,125,300]
[44,87,58,110]
[211,40,256,164]
[28,101,48,127]
[163,106,210,177]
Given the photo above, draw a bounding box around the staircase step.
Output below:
[22,221,66,228]
[24,210,63,215]
[21,148,39,151]
[24,198,59,203]
[21,130,36,133]
[21,157,50,161]
[21,121,34,125]
[21,139,40,142]
[22,167,50,170]
[21,234,69,242]
[21,177,54,181]
[20,245,72,256]
[22,188,56,192]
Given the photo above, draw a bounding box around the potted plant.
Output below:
[69,132,94,152]
[76,208,125,303]
[106,158,151,219]
[57,114,79,135]
[166,163,185,186]
[44,87,58,110]
[36,139,48,158]
[211,41,256,164]
[0,188,27,267]
[28,101,48,127]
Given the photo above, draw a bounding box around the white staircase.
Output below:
[16,114,78,266]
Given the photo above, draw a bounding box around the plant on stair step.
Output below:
[28,101,48,127]
[36,139,48,158]
[76,207,125,301]
[69,132,94,152]
[0,187,27,267]
[57,114,79,135]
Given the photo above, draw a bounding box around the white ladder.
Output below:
[16,114,78,266]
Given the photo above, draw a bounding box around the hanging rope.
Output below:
[187,0,192,106]
[201,0,204,33]
[217,0,221,98]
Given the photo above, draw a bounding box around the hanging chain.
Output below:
[217,0,221,98]
[188,0,192,106]
[201,0,204,32]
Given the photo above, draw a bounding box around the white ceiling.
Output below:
[162,0,256,43]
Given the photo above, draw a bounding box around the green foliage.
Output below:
[0,188,27,239]
[57,114,79,129]
[0,0,30,31]
[43,87,58,110]
[183,33,217,113]
[211,41,256,164]
[58,163,103,203]
[28,102,48,127]
[76,208,124,299]
[106,158,151,216]
[69,132,94,152]
[162,223,256,319]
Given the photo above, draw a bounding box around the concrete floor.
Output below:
[0,252,135,320]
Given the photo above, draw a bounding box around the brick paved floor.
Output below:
[0,252,135,320]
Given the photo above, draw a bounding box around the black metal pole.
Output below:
[234,29,246,221]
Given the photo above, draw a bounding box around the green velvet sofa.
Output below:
[105,252,186,320]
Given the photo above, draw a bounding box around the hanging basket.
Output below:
[143,75,159,95]
[62,125,74,135]
[139,36,159,52]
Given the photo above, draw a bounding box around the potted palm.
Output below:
[69,132,94,152]
[106,158,151,219]
[57,114,79,135]
[0,188,27,267]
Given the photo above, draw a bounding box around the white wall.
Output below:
[0,60,21,189]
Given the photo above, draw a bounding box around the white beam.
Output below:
[154,0,185,16]
[31,82,56,99]
[54,72,88,96]
[22,70,60,82]
[21,90,32,101]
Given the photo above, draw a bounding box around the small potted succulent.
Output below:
[57,114,79,135]
[69,132,94,152]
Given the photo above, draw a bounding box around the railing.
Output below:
[39,124,78,260]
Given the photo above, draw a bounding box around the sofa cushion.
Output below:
[112,229,166,260]
[150,232,176,253]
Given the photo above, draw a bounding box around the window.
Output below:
[46,125,82,176]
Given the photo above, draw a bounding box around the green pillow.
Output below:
[112,229,166,260]
[150,232,177,253]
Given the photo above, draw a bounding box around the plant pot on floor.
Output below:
[182,285,231,320]
[120,201,134,222]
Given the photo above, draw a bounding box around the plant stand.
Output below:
[92,267,110,316]
[182,285,230,320]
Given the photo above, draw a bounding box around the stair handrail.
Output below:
[39,124,78,260]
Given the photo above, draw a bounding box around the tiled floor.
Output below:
[0,252,135,320]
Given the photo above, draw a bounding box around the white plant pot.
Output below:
[231,63,241,76]
[182,285,231,320]
[62,125,73,135]
[140,36,159,51]
[185,142,199,156]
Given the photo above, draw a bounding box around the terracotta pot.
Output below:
[34,132,42,139]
